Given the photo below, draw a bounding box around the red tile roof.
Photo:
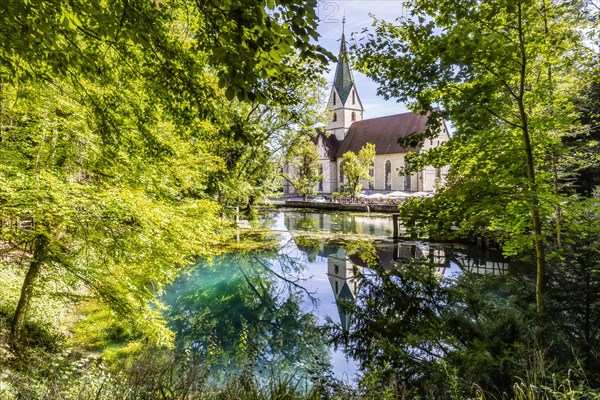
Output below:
[335,112,428,157]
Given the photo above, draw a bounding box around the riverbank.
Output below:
[270,200,400,213]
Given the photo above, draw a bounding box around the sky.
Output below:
[315,0,409,119]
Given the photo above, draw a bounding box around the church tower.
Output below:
[326,23,364,141]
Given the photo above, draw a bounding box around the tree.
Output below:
[0,78,228,344]
[0,1,333,345]
[205,61,328,213]
[0,0,331,105]
[284,136,323,202]
[354,0,591,313]
[340,143,376,202]
[569,71,600,196]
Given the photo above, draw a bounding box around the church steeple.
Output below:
[327,20,364,141]
[333,32,354,105]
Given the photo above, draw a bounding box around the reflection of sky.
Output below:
[268,212,359,382]
[443,261,463,280]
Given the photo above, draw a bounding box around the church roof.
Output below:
[311,129,339,160]
[335,112,428,158]
[333,34,355,105]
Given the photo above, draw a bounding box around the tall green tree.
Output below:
[0,77,228,344]
[340,143,376,202]
[284,136,323,202]
[206,62,327,212]
[354,0,590,313]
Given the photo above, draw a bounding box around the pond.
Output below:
[161,209,514,387]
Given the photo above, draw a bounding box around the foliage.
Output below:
[340,143,376,201]
[544,195,600,386]
[0,0,331,105]
[323,236,600,399]
[0,78,230,344]
[284,136,323,202]
[0,0,332,347]
[162,250,331,385]
[354,0,594,312]
[568,70,600,196]
[205,62,328,211]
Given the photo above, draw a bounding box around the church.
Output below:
[283,30,450,197]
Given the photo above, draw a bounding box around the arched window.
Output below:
[352,90,355,104]
[385,160,392,190]
[404,160,412,190]
[339,161,344,184]
[369,162,374,190]
[351,111,356,122]
[334,264,339,274]
[333,92,336,105]
[332,112,337,122]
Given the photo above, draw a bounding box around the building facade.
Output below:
[284,31,450,196]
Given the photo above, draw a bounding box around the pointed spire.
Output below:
[333,21,355,105]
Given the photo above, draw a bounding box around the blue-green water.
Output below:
[162,210,511,384]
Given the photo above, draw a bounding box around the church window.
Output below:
[333,92,336,105]
[385,160,392,191]
[332,112,337,122]
[339,161,344,183]
[369,162,374,190]
[334,264,339,274]
[352,90,355,104]
[404,160,412,190]
[435,167,441,179]
[335,281,339,294]
[351,112,356,122]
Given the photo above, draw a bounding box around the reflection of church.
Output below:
[326,247,363,331]
[292,232,511,331]
[326,241,511,330]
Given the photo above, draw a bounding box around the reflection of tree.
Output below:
[293,236,323,263]
[162,250,330,385]
[326,213,358,234]
[327,255,543,398]
[329,259,451,396]
[295,212,317,231]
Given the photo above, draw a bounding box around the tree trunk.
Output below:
[517,3,545,314]
[11,235,48,344]
[303,193,307,202]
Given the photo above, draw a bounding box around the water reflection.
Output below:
[283,210,393,237]
[162,210,515,387]
[162,250,331,385]
[160,210,600,397]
